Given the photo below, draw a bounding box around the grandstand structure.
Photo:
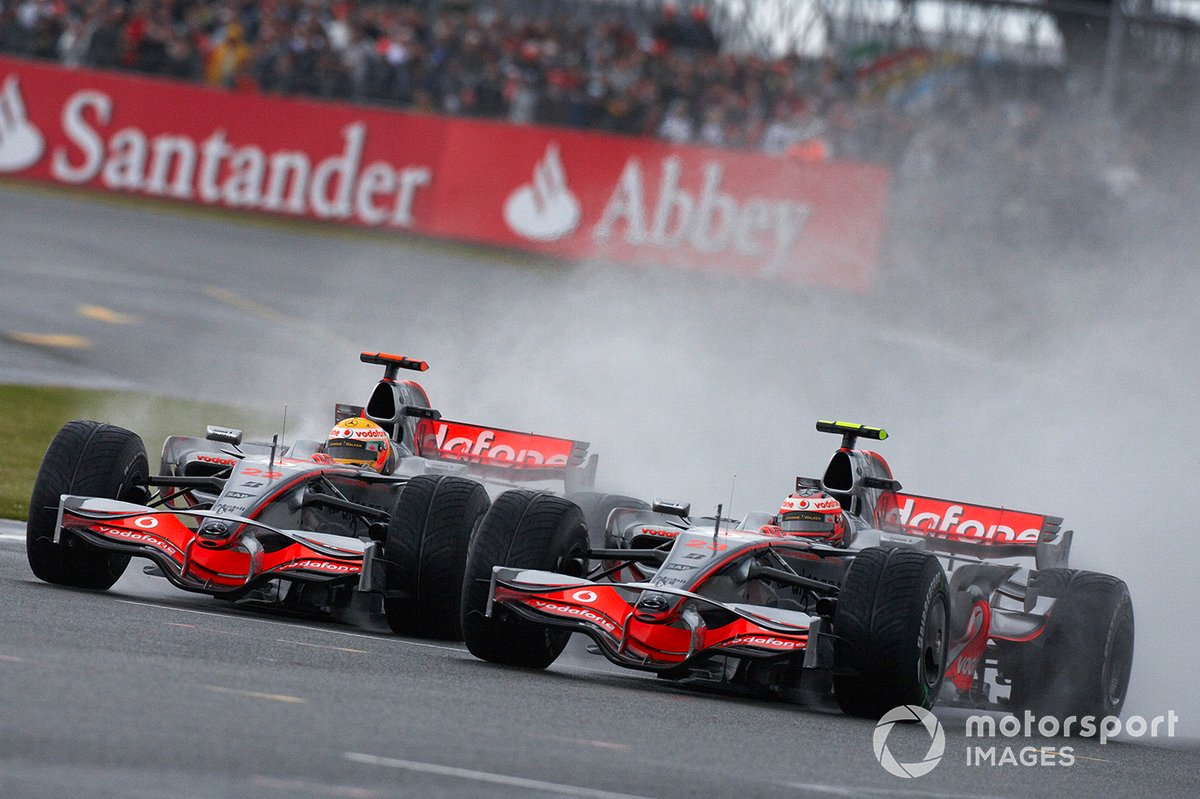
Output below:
[487,0,1200,75]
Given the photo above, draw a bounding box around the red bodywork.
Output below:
[58,496,363,594]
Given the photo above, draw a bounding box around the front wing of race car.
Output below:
[487,567,823,671]
[56,496,370,597]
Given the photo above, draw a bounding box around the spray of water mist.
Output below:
[3,89,1195,738]
[252,223,1196,739]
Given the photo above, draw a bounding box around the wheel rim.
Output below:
[922,596,948,690]
[556,538,589,578]
[1105,609,1135,710]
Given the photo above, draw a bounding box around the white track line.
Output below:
[343,753,655,799]
[773,781,1017,799]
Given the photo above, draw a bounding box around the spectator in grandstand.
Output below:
[657,97,694,143]
[652,4,718,54]
[0,4,23,55]
[85,3,127,70]
[697,102,727,147]
[760,99,825,156]
[205,19,252,88]
[682,6,719,53]
[25,0,64,59]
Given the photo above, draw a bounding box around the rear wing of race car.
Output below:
[342,351,596,489]
[336,403,592,473]
[877,492,1072,568]
[417,419,591,470]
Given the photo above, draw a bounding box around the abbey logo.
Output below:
[504,146,813,274]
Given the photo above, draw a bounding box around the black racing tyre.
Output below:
[567,491,649,549]
[383,475,490,640]
[461,490,589,668]
[833,546,950,718]
[26,420,150,590]
[1007,568,1134,723]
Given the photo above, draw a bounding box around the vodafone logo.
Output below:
[288,560,358,573]
[431,423,571,466]
[733,635,803,650]
[528,599,616,633]
[95,526,181,557]
[0,74,44,172]
[887,497,1042,544]
[638,527,680,539]
[503,143,580,241]
[196,454,238,466]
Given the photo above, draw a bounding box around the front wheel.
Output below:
[833,546,949,718]
[461,491,588,668]
[383,475,490,640]
[26,420,149,589]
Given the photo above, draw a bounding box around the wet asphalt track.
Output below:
[2,183,1199,798]
[2,526,1198,799]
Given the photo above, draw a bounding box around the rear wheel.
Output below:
[833,547,949,718]
[383,475,490,640]
[461,491,588,668]
[26,420,149,589]
[1007,568,1134,723]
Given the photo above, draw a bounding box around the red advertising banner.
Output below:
[0,56,890,288]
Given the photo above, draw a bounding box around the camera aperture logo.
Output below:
[874,706,1181,777]
[873,705,946,779]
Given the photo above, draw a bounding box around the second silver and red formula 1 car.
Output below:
[461,421,1134,719]
[25,351,597,639]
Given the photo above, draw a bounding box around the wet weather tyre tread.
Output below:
[384,475,490,640]
[1009,568,1134,722]
[461,490,588,669]
[833,546,949,718]
[26,420,149,590]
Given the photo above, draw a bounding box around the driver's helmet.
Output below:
[777,488,846,545]
[324,417,395,473]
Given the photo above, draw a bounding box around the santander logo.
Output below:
[0,74,44,172]
[503,143,581,242]
[10,76,432,228]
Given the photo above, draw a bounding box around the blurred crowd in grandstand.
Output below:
[0,0,847,156]
[1,0,1193,252]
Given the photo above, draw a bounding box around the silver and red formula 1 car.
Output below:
[461,421,1134,719]
[25,351,597,640]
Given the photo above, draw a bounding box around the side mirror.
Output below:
[402,405,442,421]
[652,499,690,518]
[205,425,242,446]
[862,476,902,492]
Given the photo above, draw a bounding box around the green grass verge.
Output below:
[0,385,265,522]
